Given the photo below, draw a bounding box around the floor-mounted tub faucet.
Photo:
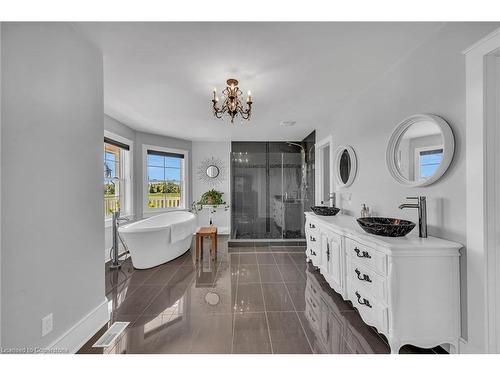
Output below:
[398,196,427,238]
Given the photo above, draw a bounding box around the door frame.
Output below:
[463,27,500,354]
[315,135,334,206]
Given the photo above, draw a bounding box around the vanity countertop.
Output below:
[305,212,462,253]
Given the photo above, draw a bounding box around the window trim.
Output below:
[104,130,134,226]
[143,144,189,214]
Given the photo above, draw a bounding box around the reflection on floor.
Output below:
[78,236,446,354]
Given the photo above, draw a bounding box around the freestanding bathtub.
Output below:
[118,211,197,269]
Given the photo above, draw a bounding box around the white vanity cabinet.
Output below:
[305,216,321,265]
[319,228,344,296]
[304,212,462,354]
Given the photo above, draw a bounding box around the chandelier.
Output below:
[212,79,253,124]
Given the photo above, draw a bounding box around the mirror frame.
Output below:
[386,113,455,187]
[206,165,220,178]
[334,145,358,188]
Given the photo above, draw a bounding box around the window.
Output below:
[145,146,187,210]
[104,136,132,218]
[419,148,443,179]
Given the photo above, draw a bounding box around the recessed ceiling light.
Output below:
[280,121,296,127]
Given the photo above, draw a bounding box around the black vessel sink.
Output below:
[311,206,340,216]
[356,217,416,237]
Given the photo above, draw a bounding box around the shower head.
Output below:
[286,142,305,151]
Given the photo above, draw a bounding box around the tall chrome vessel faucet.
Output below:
[398,196,427,238]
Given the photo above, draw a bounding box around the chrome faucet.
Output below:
[329,192,336,208]
[398,196,427,238]
[110,210,130,270]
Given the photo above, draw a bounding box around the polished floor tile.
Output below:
[289,252,307,265]
[228,246,255,253]
[278,264,306,282]
[234,283,265,312]
[273,252,295,265]
[258,264,283,283]
[261,283,295,312]
[285,282,307,311]
[238,264,261,283]
[80,235,443,354]
[267,312,312,353]
[232,313,272,354]
[115,285,162,316]
[256,252,276,265]
[239,253,258,265]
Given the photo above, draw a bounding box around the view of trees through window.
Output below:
[147,152,182,209]
[104,143,121,216]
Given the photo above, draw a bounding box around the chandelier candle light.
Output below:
[212,79,253,124]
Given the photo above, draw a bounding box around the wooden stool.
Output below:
[196,226,218,261]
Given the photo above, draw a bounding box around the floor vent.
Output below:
[92,322,130,348]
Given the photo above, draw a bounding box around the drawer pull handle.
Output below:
[309,223,316,229]
[309,235,316,242]
[355,268,372,283]
[354,247,371,259]
[309,249,317,256]
[326,242,330,262]
[355,291,372,308]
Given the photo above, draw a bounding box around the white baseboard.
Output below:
[47,299,109,354]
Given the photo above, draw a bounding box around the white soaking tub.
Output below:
[118,211,197,269]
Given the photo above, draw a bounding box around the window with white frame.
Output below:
[144,146,187,210]
[418,148,443,180]
[104,136,132,218]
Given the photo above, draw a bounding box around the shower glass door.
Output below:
[231,142,306,240]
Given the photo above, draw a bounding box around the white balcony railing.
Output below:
[105,194,181,216]
[148,194,181,209]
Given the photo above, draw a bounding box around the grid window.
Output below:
[104,143,122,216]
[147,150,184,209]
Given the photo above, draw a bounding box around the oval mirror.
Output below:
[206,165,220,178]
[334,145,357,187]
[386,114,454,187]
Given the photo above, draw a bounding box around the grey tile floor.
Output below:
[78,236,446,354]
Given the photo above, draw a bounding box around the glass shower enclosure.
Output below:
[231,137,315,240]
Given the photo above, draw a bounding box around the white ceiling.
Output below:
[77,22,445,141]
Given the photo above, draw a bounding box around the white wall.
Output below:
[316,22,500,342]
[192,141,231,233]
[0,22,3,348]
[1,23,106,350]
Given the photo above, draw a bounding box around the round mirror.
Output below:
[334,145,357,187]
[386,114,454,187]
[206,165,220,178]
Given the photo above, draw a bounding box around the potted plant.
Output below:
[198,189,225,205]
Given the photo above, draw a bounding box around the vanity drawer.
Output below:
[345,238,387,276]
[306,291,321,317]
[347,287,388,334]
[346,258,387,304]
[306,277,322,302]
[305,301,321,331]
[305,218,320,235]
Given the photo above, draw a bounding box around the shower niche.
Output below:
[231,134,315,240]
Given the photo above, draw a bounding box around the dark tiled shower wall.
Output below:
[231,132,315,240]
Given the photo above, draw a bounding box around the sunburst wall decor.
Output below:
[197,156,226,186]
